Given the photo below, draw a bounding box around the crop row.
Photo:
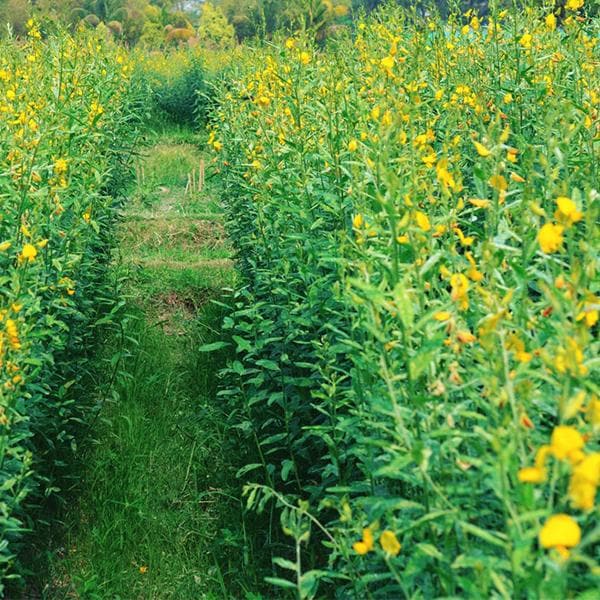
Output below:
[0,24,140,587]
[213,4,598,597]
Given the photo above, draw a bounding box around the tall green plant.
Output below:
[0,24,142,590]
[212,1,599,596]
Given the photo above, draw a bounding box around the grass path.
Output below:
[37,128,253,599]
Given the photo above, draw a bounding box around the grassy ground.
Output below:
[30,127,261,599]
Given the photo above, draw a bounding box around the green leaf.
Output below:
[198,341,229,352]
[236,463,263,478]
[232,335,252,352]
[417,543,445,561]
[264,577,296,590]
[256,359,280,371]
[460,522,507,548]
[272,557,297,571]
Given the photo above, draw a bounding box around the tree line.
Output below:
[1,1,589,50]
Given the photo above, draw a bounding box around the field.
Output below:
[0,2,598,599]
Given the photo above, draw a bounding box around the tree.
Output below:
[33,0,79,23]
[139,17,164,45]
[198,2,235,49]
[0,0,30,35]
[74,0,129,22]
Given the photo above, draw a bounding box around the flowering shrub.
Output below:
[0,24,141,588]
[213,3,599,597]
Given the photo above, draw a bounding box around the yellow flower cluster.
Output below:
[520,424,600,514]
[353,527,401,557]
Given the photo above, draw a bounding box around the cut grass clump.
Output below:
[121,219,228,254]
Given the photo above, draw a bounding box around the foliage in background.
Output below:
[0,0,505,46]
[212,1,599,597]
[134,44,237,126]
[0,23,141,591]
[198,2,236,50]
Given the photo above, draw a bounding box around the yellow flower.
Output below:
[54,158,68,176]
[139,565,148,574]
[6,319,21,349]
[453,227,474,247]
[422,152,437,168]
[20,243,38,262]
[538,223,564,254]
[362,527,374,549]
[488,174,507,191]
[450,274,469,311]
[456,330,476,344]
[539,514,581,556]
[473,141,491,157]
[353,541,369,555]
[572,453,600,486]
[506,148,518,163]
[576,304,598,328]
[520,33,533,49]
[550,426,584,462]
[506,333,532,363]
[353,527,374,555]
[89,100,104,122]
[545,13,557,30]
[588,396,600,429]
[353,214,364,229]
[469,198,490,209]
[554,197,582,227]
[569,453,600,511]
[433,311,451,321]
[414,211,431,232]
[348,139,358,152]
[565,0,584,10]
[380,530,401,556]
[563,390,587,421]
[518,466,546,484]
[553,337,587,377]
[300,52,311,65]
[436,159,458,191]
[0,241,11,252]
[380,55,394,75]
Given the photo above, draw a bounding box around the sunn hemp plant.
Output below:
[213,0,598,597]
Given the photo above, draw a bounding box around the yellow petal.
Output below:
[539,514,581,549]
[473,141,491,157]
[379,530,401,556]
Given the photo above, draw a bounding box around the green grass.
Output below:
[39,303,241,599]
[147,121,204,146]
[25,131,263,599]
[131,138,214,211]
